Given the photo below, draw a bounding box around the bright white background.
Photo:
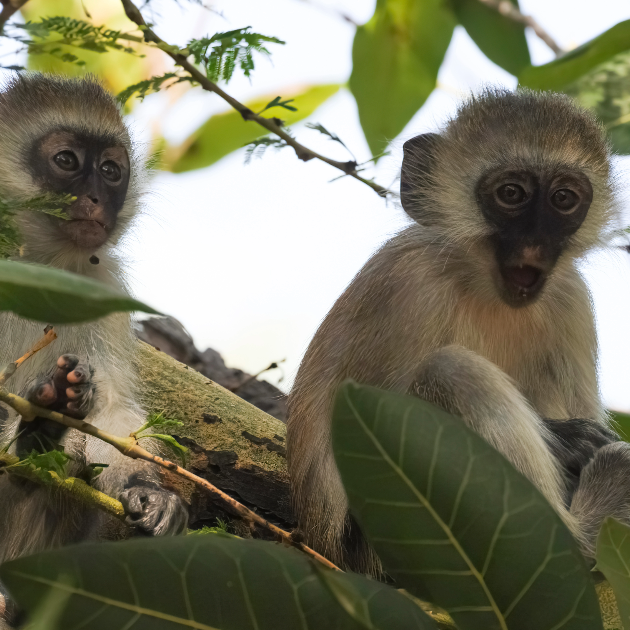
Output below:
[9,1,630,408]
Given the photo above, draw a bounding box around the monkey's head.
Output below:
[401,88,616,307]
[0,74,137,258]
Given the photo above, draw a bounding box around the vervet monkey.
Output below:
[0,75,187,625]
[287,88,628,574]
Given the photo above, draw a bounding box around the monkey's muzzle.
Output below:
[500,263,546,304]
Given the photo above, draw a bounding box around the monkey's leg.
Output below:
[570,442,630,558]
[413,345,575,533]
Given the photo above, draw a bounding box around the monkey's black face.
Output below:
[476,167,593,306]
[28,129,130,250]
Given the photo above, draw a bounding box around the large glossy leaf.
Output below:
[561,51,630,155]
[0,533,437,630]
[452,0,530,76]
[332,382,603,630]
[596,518,630,628]
[165,84,340,173]
[0,260,158,323]
[349,0,455,157]
[519,20,630,91]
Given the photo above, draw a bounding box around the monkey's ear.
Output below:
[401,133,441,210]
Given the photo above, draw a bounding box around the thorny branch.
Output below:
[0,329,341,572]
[477,0,564,57]
[119,0,390,198]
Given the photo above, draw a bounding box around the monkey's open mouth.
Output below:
[500,264,546,302]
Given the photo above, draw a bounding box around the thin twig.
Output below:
[119,0,390,198]
[0,325,57,386]
[0,0,29,34]
[0,331,341,572]
[477,0,563,57]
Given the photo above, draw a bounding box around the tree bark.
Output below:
[135,341,292,534]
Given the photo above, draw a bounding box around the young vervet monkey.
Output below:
[0,75,187,625]
[287,88,627,574]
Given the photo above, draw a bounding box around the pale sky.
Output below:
[6,0,630,409]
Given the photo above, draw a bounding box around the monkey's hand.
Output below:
[120,483,189,536]
[25,354,95,419]
[18,355,96,455]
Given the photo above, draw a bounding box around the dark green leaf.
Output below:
[332,382,603,630]
[259,96,298,113]
[165,84,339,173]
[349,0,455,157]
[452,0,530,75]
[519,20,630,91]
[596,518,630,627]
[0,534,436,630]
[0,260,159,323]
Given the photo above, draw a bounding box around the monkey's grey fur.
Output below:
[0,75,187,626]
[287,88,624,574]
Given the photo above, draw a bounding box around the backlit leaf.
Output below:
[349,0,455,157]
[452,0,530,76]
[165,84,340,173]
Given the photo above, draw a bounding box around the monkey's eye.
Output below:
[551,188,579,213]
[53,151,79,171]
[100,161,122,182]
[496,183,527,207]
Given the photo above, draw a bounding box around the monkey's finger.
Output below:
[66,384,90,400]
[56,354,79,372]
[53,354,80,389]
[25,377,57,408]
[67,363,91,385]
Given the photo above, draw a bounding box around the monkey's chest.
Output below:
[451,302,572,418]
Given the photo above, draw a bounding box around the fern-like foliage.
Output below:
[244,136,291,164]
[0,193,75,259]
[117,72,196,105]
[14,17,144,66]
[187,27,284,83]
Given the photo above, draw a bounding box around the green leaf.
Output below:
[349,0,455,157]
[0,260,159,324]
[332,382,603,630]
[561,51,630,154]
[452,0,530,76]
[313,564,436,629]
[138,434,189,465]
[519,20,630,91]
[165,84,340,173]
[596,518,630,628]
[611,410,630,442]
[0,534,437,630]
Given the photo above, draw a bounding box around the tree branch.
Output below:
[477,0,564,57]
[0,331,341,573]
[0,0,29,34]
[119,0,390,198]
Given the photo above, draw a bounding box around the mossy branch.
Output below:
[0,329,340,572]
